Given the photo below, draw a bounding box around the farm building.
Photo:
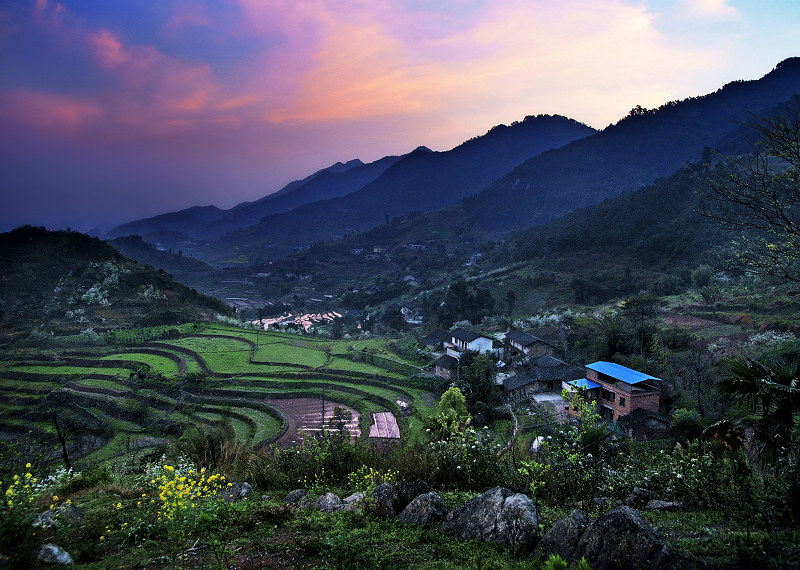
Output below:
[563,361,664,422]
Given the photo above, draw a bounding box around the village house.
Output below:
[449,328,495,354]
[504,354,584,401]
[563,361,664,423]
[400,302,426,324]
[616,407,670,440]
[434,354,459,381]
[505,330,556,360]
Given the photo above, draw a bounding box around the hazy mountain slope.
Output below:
[107,234,215,278]
[106,156,398,240]
[207,114,597,263]
[452,58,800,234]
[0,226,231,337]
[208,154,404,231]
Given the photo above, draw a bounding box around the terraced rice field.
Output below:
[0,324,434,467]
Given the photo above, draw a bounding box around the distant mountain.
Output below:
[447,58,800,236]
[0,226,231,337]
[205,114,597,263]
[106,155,401,241]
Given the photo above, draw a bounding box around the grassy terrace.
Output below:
[100,352,182,376]
[0,324,436,466]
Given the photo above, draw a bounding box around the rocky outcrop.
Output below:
[37,544,73,565]
[572,505,675,570]
[397,492,448,527]
[438,487,541,550]
[537,509,591,561]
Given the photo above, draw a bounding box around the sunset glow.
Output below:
[0,0,798,230]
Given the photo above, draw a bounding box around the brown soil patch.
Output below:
[265,397,360,449]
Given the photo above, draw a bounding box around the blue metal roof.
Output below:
[568,378,600,390]
[586,361,662,384]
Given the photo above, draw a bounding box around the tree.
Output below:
[620,295,664,355]
[457,351,499,415]
[700,97,800,282]
[717,354,800,463]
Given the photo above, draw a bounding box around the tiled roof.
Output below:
[506,330,546,347]
[451,328,483,343]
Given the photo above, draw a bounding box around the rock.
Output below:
[439,487,541,550]
[397,492,448,527]
[573,505,676,570]
[34,503,85,529]
[396,479,433,510]
[370,483,399,519]
[341,492,366,512]
[537,509,591,561]
[284,489,311,508]
[343,492,365,505]
[645,500,683,512]
[37,544,73,565]
[316,492,342,513]
[625,487,655,509]
[219,482,254,503]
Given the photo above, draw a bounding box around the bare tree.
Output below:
[699,97,800,282]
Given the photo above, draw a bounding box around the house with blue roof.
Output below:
[563,361,663,422]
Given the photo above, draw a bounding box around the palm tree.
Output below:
[717,355,800,462]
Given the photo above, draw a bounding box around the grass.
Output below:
[101,352,181,376]
[7,365,133,378]
[75,378,130,391]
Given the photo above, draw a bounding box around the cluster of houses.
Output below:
[423,327,669,440]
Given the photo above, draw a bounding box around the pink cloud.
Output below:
[0,89,101,131]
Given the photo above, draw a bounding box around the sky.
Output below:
[1,0,799,232]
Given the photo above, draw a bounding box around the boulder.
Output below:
[625,487,655,509]
[370,483,399,519]
[219,482,254,503]
[573,505,676,570]
[37,544,73,565]
[316,492,343,513]
[284,489,312,508]
[537,509,591,561]
[438,487,541,550]
[397,492,448,527]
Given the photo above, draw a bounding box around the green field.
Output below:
[0,324,436,467]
